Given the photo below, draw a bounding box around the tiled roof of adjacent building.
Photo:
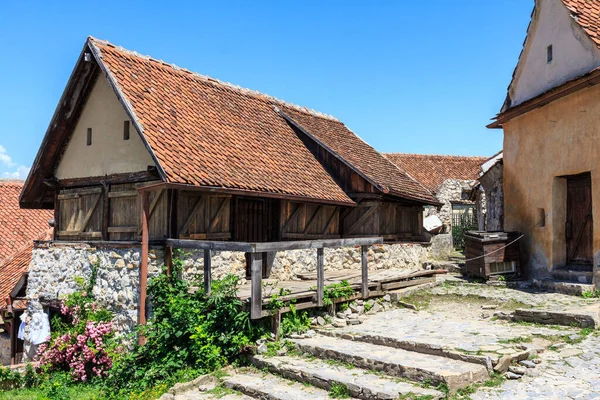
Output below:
[0,242,33,309]
[0,180,52,265]
[78,38,436,205]
[562,0,600,46]
[383,154,488,194]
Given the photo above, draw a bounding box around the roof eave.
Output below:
[487,67,600,129]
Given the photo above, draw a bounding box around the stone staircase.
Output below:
[533,264,595,296]
[216,332,491,400]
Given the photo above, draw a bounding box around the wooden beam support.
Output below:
[204,249,212,296]
[361,245,369,299]
[165,245,172,276]
[138,190,150,345]
[302,206,322,235]
[178,195,205,237]
[317,247,324,307]
[102,183,109,240]
[346,206,378,235]
[322,207,339,235]
[281,203,305,234]
[250,252,263,320]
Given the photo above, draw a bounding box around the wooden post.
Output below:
[361,245,369,299]
[204,249,212,296]
[250,252,263,319]
[164,245,172,276]
[317,247,324,307]
[272,310,281,341]
[138,190,150,345]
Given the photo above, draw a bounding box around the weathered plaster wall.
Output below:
[55,76,155,179]
[425,179,477,231]
[510,0,600,107]
[23,241,430,354]
[503,82,600,279]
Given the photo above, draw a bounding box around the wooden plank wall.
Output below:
[342,201,423,241]
[280,200,340,240]
[56,182,168,241]
[177,191,231,240]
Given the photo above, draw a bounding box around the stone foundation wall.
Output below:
[23,241,430,348]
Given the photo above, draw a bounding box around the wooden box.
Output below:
[464,231,520,278]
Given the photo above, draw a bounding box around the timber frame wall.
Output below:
[53,176,426,243]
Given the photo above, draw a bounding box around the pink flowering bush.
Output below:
[36,289,116,382]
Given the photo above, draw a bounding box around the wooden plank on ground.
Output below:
[381,276,437,291]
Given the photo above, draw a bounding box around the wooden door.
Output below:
[235,198,268,242]
[566,173,593,265]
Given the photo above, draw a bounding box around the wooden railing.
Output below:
[165,237,383,319]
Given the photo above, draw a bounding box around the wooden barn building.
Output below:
[16,37,440,342]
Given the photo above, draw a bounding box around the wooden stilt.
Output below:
[250,252,263,319]
[272,310,281,341]
[138,190,150,345]
[317,247,324,307]
[204,249,212,295]
[361,245,369,299]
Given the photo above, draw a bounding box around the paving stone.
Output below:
[223,370,358,400]
[291,335,488,392]
[251,355,443,400]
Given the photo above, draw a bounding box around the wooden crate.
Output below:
[465,231,520,278]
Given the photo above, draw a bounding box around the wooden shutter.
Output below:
[56,187,103,240]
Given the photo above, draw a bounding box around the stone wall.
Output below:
[425,179,478,231]
[23,241,430,352]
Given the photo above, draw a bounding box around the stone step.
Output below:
[550,269,593,284]
[291,335,488,392]
[251,354,444,400]
[532,278,593,296]
[223,370,359,400]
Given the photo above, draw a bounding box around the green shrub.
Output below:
[281,305,311,336]
[323,280,354,306]
[104,258,267,395]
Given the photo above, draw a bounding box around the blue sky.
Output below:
[0,1,532,180]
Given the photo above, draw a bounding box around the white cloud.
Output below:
[0,145,15,167]
[1,165,31,180]
[0,145,30,180]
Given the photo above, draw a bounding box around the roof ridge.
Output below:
[88,36,340,122]
[384,152,488,159]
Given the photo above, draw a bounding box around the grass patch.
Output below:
[329,382,351,398]
[497,336,533,344]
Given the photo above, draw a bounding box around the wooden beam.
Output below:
[204,249,212,296]
[303,206,322,235]
[137,189,165,235]
[272,310,281,341]
[178,195,205,236]
[322,207,339,235]
[138,191,150,345]
[281,203,305,234]
[79,193,102,232]
[165,245,172,276]
[107,190,138,198]
[317,247,324,307]
[166,238,255,252]
[250,252,263,319]
[253,237,382,252]
[102,184,109,240]
[107,226,138,233]
[361,245,369,299]
[57,171,160,189]
[346,206,379,234]
[207,197,229,234]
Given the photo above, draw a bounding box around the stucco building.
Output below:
[488,0,600,287]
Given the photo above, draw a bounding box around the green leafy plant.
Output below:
[281,305,311,336]
[267,287,293,311]
[329,382,350,398]
[104,257,267,395]
[582,289,600,299]
[323,280,355,306]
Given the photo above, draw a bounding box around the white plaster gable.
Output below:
[508,0,600,108]
[55,75,155,179]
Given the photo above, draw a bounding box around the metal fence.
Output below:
[451,211,478,250]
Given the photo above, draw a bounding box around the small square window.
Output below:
[547,45,553,63]
[87,128,92,146]
[124,121,130,140]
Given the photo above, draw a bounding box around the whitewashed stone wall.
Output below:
[23,241,430,348]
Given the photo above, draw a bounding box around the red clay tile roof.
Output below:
[383,154,488,194]
[85,38,437,205]
[0,242,33,307]
[562,0,600,46]
[0,180,52,265]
